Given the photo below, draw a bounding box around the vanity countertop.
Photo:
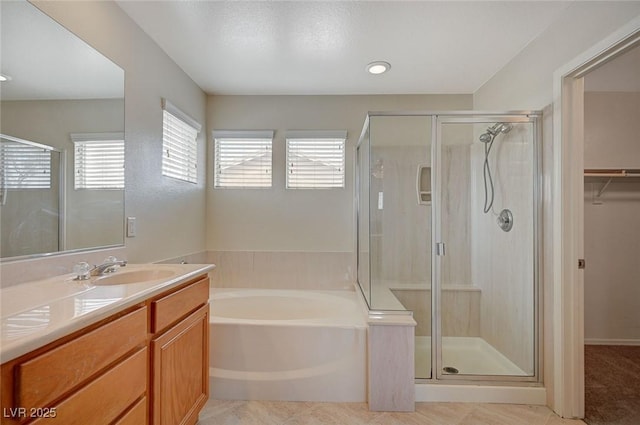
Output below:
[0,263,215,363]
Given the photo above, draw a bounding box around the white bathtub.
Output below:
[209,288,367,402]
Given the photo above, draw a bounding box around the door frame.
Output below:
[551,17,640,419]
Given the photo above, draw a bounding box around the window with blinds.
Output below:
[213,131,273,188]
[161,99,201,184]
[73,135,124,190]
[286,133,346,189]
[0,140,51,189]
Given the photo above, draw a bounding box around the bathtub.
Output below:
[209,288,367,402]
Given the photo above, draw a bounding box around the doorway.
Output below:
[581,43,640,425]
[554,20,640,421]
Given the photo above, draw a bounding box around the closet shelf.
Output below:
[584,169,640,178]
[584,169,640,200]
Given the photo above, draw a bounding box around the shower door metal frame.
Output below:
[356,110,543,385]
[431,113,542,384]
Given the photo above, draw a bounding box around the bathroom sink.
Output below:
[94,268,177,285]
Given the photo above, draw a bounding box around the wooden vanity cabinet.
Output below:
[0,306,149,425]
[0,274,210,425]
[149,277,209,425]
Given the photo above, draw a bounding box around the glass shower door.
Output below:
[434,115,539,380]
[366,115,433,379]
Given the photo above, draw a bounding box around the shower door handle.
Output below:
[436,242,446,256]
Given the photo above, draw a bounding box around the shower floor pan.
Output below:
[415,336,528,378]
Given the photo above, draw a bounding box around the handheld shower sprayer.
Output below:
[480,123,512,143]
[480,122,512,214]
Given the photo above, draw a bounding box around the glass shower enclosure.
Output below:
[356,111,541,382]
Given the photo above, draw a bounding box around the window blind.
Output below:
[0,140,51,189]
[214,137,273,188]
[286,136,345,189]
[73,136,124,190]
[162,110,199,183]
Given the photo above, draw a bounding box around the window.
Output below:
[72,133,124,190]
[0,137,51,189]
[213,130,274,188]
[162,99,201,183]
[286,131,346,189]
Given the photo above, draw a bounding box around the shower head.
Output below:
[479,122,512,143]
[487,122,512,136]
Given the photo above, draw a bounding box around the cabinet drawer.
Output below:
[15,307,147,411]
[151,277,209,333]
[31,347,147,425]
[113,397,147,425]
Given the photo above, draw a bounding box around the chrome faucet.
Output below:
[90,257,127,276]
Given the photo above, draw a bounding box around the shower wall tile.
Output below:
[370,146,432,285]
[391,288,481,337]
[207,251,354,290]
[470,127,535,374]
[441,145,472,286]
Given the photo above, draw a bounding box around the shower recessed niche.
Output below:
[417,165,431,205]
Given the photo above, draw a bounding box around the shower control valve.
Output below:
[497,209,514,232]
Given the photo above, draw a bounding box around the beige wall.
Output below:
[584,92,640,169]
[474,2,640,110]
[28,1,208,264]
[206,94,471,253]
[583,91,640,342]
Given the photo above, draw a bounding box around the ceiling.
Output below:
[116,1,573,95]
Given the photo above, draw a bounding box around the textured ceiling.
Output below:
[117,1,572,95]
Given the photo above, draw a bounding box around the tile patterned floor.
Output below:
[585,345,640,425]
[198,400,587,425]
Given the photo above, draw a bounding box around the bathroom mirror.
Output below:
[0,0,125,260]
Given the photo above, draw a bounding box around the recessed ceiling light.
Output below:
[0,74,11,82]
[366,61,391,75]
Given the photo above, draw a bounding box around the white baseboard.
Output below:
[585,338,640,346]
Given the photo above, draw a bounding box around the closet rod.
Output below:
[584,169,640,177]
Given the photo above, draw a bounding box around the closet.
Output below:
[582,43,640,425]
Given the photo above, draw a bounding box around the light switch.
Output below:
[126,217,136,238]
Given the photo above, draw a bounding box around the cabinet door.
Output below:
[151,304,209,425]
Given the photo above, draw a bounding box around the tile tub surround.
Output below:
[368,315,417,412]
[207,251,354,290]
[0,263,214,361]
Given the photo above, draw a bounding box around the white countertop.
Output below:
[0,263,215,363]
